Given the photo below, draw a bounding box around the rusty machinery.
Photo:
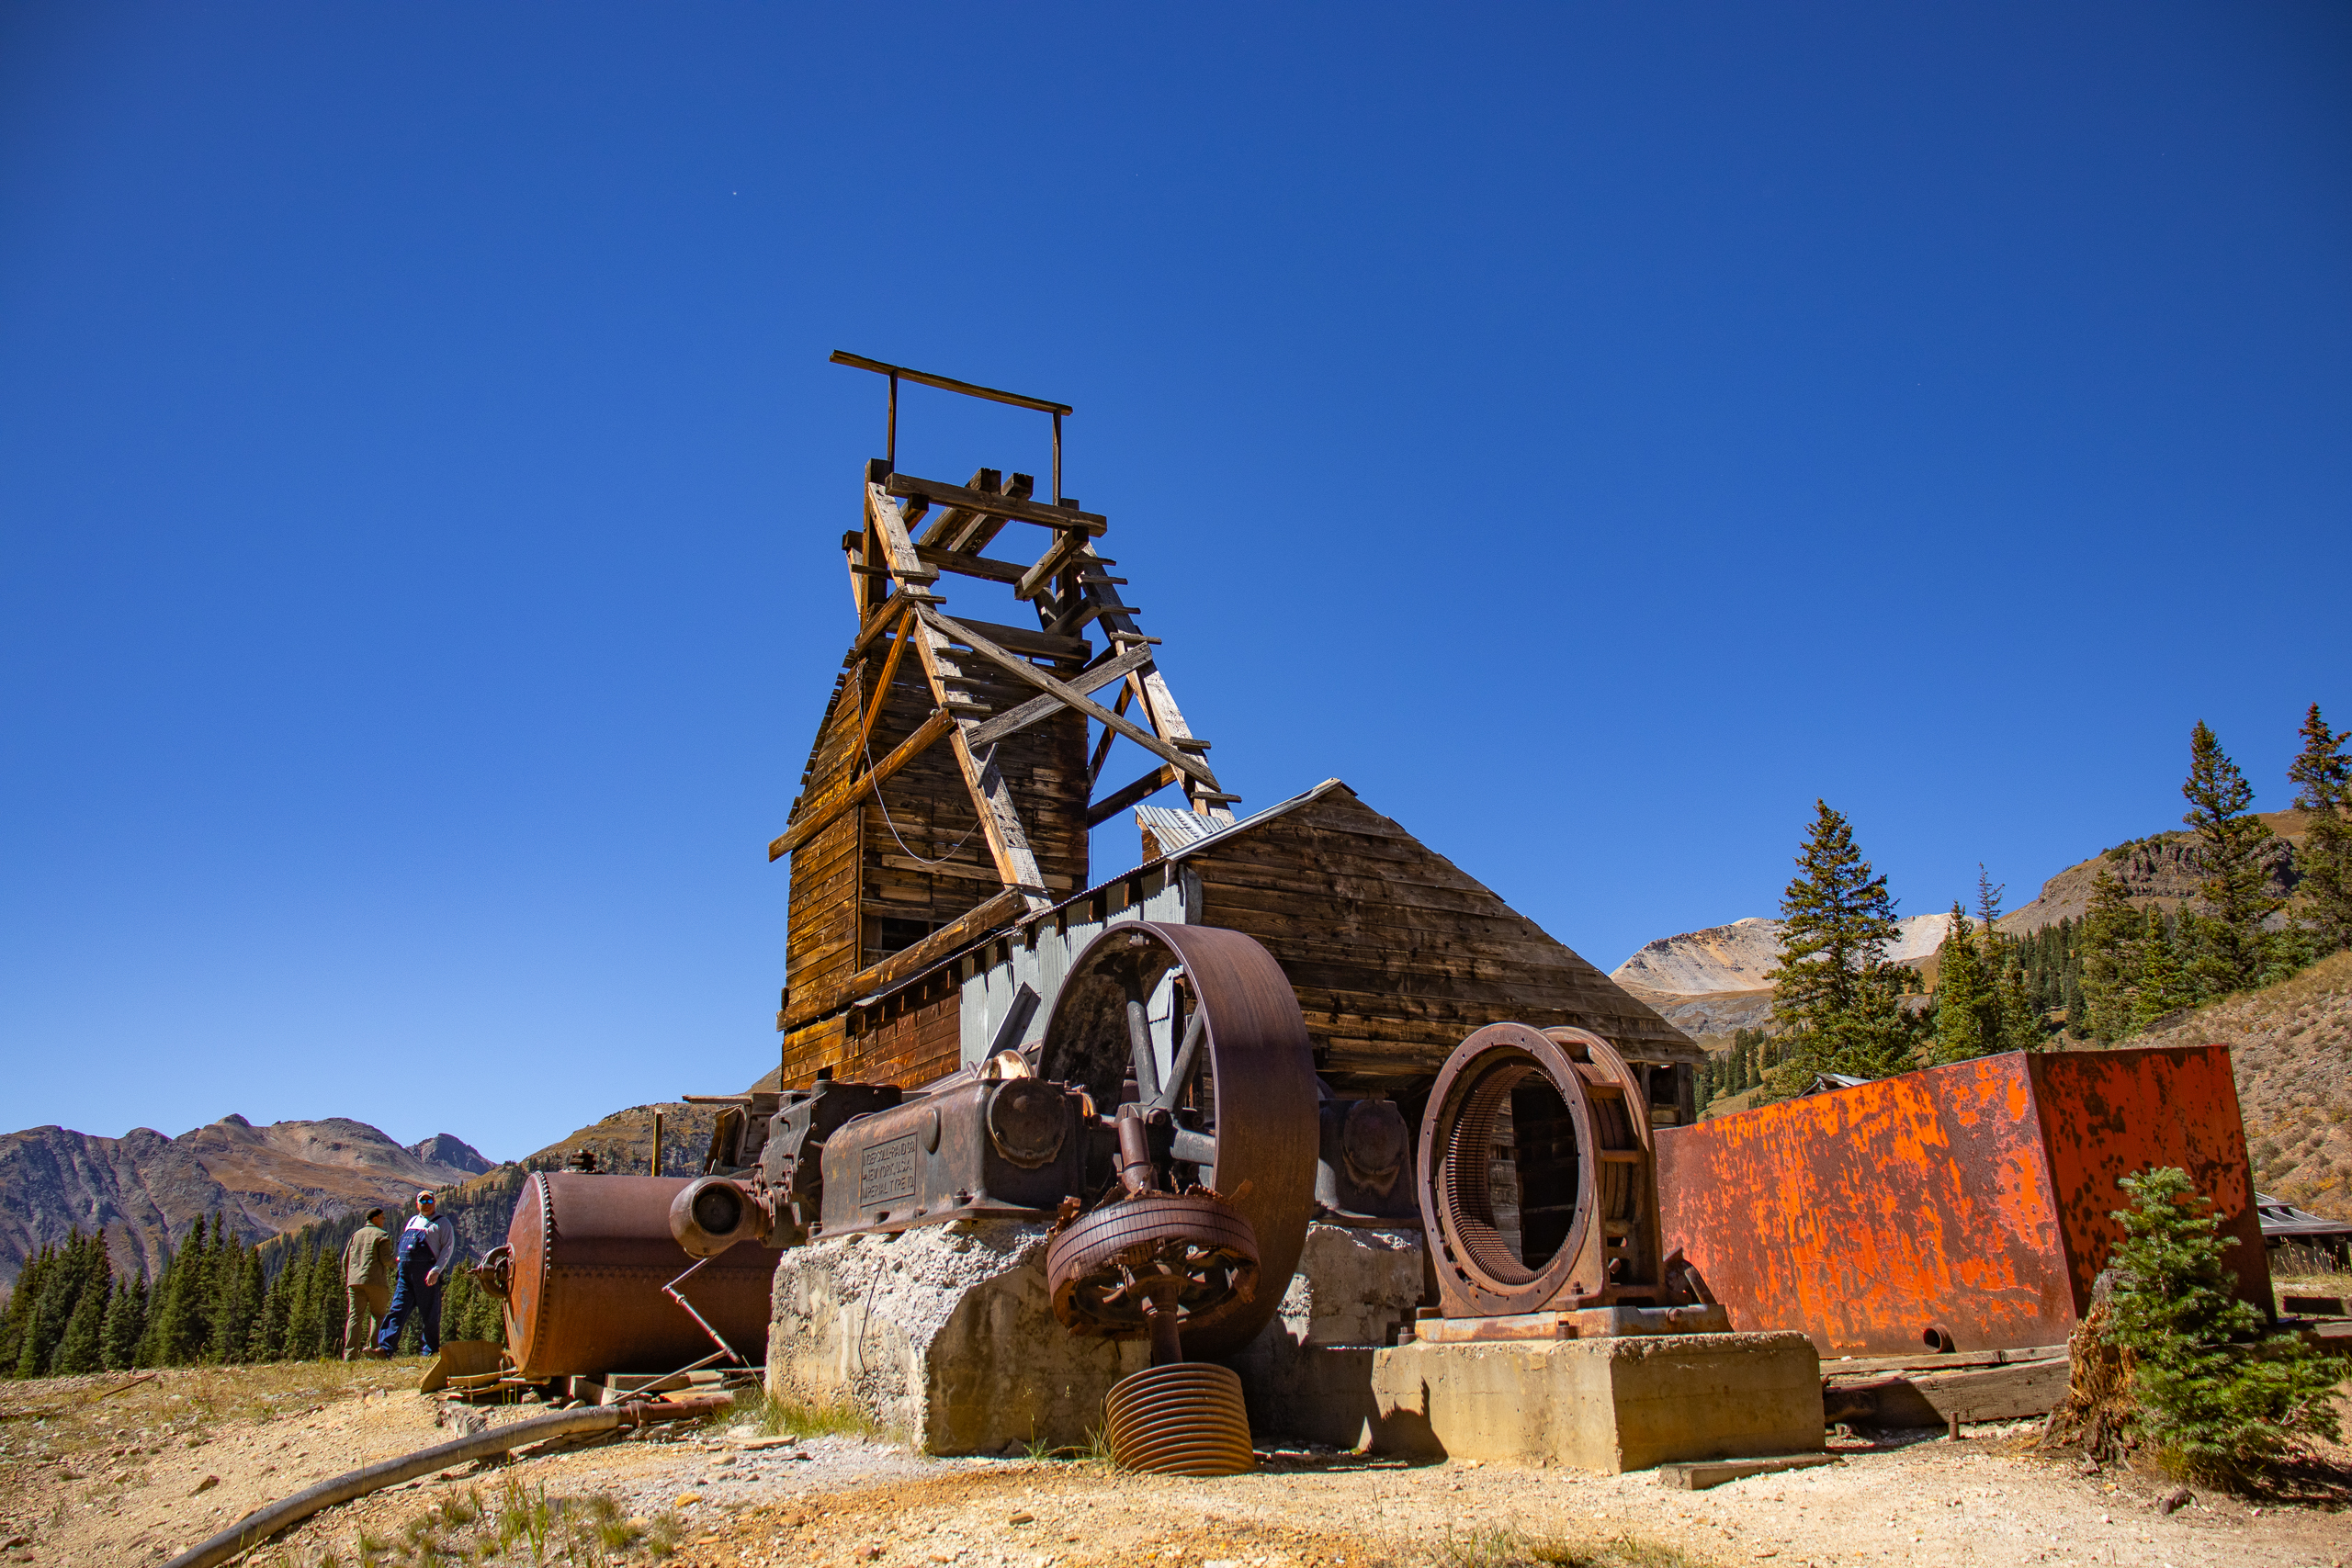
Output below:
[673,922,1321,1470]
[476,1172,782,1382]
[1406,1022,1724,1345]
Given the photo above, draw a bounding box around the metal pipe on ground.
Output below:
[160,1392,731,1568]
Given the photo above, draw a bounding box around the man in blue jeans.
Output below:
[373,1189,457,1358]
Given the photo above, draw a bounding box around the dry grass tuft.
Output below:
[1437,1525,1721,1568]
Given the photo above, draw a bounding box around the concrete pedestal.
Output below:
[1367,1332,1824,1473]
[1227,1223,1427,1448]
[765,1220,1145,1455]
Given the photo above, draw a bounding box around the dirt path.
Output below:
[1,1368,2344,1568]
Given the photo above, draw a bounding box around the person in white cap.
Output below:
[371,1189,457,1358]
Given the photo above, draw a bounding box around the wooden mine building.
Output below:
[769,356,1700,1122]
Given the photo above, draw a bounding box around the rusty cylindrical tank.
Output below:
[500,1172,782,1379]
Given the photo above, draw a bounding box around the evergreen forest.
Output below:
[0,1212,504,1380]
[1701,704,2352,1108]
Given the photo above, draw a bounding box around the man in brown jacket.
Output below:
[342,1208,392,1359]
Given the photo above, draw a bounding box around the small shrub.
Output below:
[641,1510,686,1560]
[2103,1166,2352,1487]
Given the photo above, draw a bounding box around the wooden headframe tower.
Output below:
[770,354,1237,1085]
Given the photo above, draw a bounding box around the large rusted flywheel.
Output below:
[1036,921,1317,1361]
[1415,1022,1663,1319]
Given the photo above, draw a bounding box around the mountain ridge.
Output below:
[0,1116,491,1290]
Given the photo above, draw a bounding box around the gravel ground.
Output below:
[1,1368,2345,1568]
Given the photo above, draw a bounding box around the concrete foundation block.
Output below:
[1367,1331,1824,1473]
[1227,1223,1426,1447]
[765,1220,1145,1456]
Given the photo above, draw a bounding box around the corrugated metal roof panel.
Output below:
[2256,1192,2352,1239]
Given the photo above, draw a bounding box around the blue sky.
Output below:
[4,5,2346,1161]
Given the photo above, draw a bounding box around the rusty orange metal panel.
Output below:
[2028,1047,2270,1323]
[1657,1045,2265,1358]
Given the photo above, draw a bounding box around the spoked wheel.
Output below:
[1046,1192,1261,1354]
[1036,922,1317,1360]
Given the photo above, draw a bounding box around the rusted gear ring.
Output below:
[1037,922,1316,1359]
[1046,1192,1260,1344]
[1416,1022,1656,1318]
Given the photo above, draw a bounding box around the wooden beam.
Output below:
[1015,528,1093,601]
[952,481,1046,556]
[948,723,1053,906]
[858,609,917,748]
[864,483,938,584]
[782,886,1027,1031]
[965,644,1153,751]
[914,468,1003,548]
[921,471,1034,549]
[1087,683,1130,790]
[932,615,1092,663]
[1087,763,1180,829]
[910,547,1022,586]
[1046,595,1130,637]
[903,614,1054,903]
[768,708,954,862]
[829,351,1072,417]
[876,855,1075,890]
[846,588,937,661]
[884,474,1106,536]
[920,608,1219,790]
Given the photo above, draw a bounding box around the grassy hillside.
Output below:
[2133,948,2352,1222]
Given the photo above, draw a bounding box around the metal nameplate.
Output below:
[859,1134,919,1205]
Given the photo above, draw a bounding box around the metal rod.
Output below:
[1150,998,1208,1114]
[1124,980,1162,1106]
[888,371,899,467]
[662,1258,747,1366]
[651,1109,662,1179]
[1052,411,1063,503]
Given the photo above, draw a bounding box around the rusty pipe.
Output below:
[160,1393,731,1568]
[668,1176,774,1258]
[1115,1106,1159,1197]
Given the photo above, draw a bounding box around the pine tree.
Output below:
[252,1257,292,1363]
[14,1231,104,1380]
[50,1235,109,1376]
[207,1235,260,1365]
[1765,801,1923,1092]
[2130,908,2194,1029]
[314,1238,346,1359]
[2289,702,2352,954]
[2,1241,53,1377]
[286,1240,323,1361]
[150,1214,215,1367]
[2078,871,2143,1043]
[1929,901,1993,1065]
[2105,1167,2351,1485]
[1993,946,2040,1053]
[2180,721,2283,995]
[101,1271,147,1371]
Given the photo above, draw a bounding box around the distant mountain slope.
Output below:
[0,1116,491,1289]
[1613,913,1961,996]
[5,1085,757,1292]
[1611,913,1958,1042]
[1615,810,2315,1046]
[2133,948,2352,1224]
[1995,810,2305,935]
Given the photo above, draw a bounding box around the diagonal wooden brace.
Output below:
[917,608,1220,793]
